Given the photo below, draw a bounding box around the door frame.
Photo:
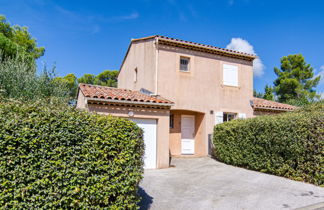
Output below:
[181,115,195,155]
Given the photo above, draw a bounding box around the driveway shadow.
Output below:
[138,186,153,210]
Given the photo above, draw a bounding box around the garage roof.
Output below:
[79,83,174,105]
[251,97,296,111]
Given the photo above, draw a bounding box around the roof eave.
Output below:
[86,97,174,107]
[253,106,295,112]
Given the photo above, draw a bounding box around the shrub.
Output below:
[213,103,324,186]
[0,101,144,209]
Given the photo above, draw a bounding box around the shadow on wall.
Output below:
[138,187,153,210]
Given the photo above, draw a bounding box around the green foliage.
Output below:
[95,70,118,87]
[263,85,274,101]
[213,104,324,185]
[78,73,96,85]
[54,73,78,98]
[0,101,144,209]
[56,70,119,99]
[253,89,263,98]
[0,57,69,103]
[273,54,320,105]
[77,70,119,88]
[0,15,44,64]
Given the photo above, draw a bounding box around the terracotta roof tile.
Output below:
[79,83,174,105]
[252,97,296,111]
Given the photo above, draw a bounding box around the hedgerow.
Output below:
[0,100,144,209]
[213,103,324,186]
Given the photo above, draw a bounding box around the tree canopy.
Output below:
[263,85,274,101]
[54,74,78,98]
[0,57,69,103]
[56,70,119,99]
[0,15,44,65]
[273,54,320,105]
[78,74,96,85]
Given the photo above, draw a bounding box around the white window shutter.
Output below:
[215,112,223,124]
[238,113,246,119]
[223,64,238,86]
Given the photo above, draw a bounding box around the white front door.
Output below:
[130,118,157,169]
[181,115,195,155]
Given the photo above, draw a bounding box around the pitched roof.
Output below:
[132,35,256,60]
[78,83,174,105]
[251,97,296,111]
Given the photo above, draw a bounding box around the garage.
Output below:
[131,118,157,169]
[77,83,173,169]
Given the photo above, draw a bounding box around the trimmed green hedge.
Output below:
[213,104,324,186]
[0,101,144,209]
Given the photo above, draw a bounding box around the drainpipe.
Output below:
[154,37,159,95]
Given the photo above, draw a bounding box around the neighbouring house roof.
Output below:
[251,97,296,111]
[78,83,174,106]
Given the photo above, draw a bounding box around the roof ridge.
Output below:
[79,83,131,91]
[132,35,256,58]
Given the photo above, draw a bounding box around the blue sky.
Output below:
[1,0,324,95]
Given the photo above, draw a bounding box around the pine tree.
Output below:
[263,85,274,101]
[273,54,320,105]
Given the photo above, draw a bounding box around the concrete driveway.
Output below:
[139,157,324,210]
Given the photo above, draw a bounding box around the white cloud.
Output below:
[226,38,264,77]
[120,12,139,20]
[317,92,324,99]
[316,65,324,85]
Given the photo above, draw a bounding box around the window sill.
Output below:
[221,84,240,89]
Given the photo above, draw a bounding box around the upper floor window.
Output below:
[180,57,190,72]
[223,64,238,86]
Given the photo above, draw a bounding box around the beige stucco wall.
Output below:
[76,90,86,109]
[118,39,157,93]
[157,45,254,156]
[86,103,170,169]
[118,40,254,157]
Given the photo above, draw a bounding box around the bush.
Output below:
[0,101,144,209]
[213,103,324,186]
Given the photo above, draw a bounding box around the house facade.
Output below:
[77,35,295,169]
[118,35,257,158]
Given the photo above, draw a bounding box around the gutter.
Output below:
[85,97,174,107]
[155,36,159,95]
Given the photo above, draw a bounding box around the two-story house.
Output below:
[77,35,295,169]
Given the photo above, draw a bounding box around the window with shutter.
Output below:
[215,112,223,124]
[223,64,238,86]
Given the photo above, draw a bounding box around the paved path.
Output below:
[139,157,324,210]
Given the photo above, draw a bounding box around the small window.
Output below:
[223,64,238,86]
[170,114,174,128]
[180,57,190,72]
[223,113,236,122]
[134,68,138,82]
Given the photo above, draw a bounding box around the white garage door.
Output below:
[131,118,157,169]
